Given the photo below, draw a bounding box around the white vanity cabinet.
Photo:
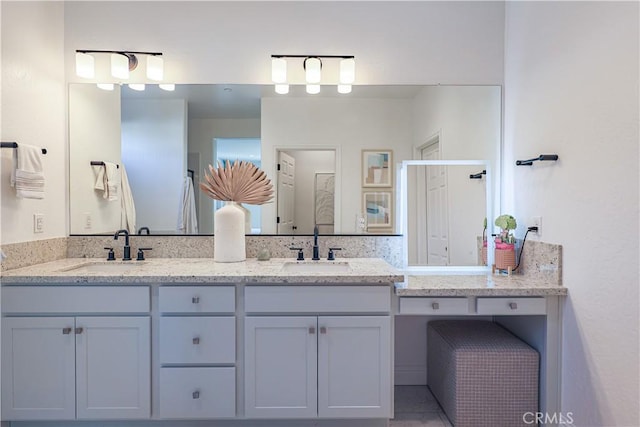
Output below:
[244,286,392,419]
[1,286,151,421]
[158,286,236,419]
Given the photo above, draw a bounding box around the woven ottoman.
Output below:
[427,320,539,427]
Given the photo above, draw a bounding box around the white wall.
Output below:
[0,1,66,244]
[504,2,639,425]
[261,97,413,234]
[188,118,260,234]
[63,2,505,85]
[68,84,121,234]
[121,99,187,233]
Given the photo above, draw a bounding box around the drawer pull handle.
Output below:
[62,327,72,335]
[509,302,518,310]
[192,391,200,399]
[192,337,200,345]
[75,327,84,334]
[192,296,200,304]
[432,302,440,310]
[308,327,315,334]
[320,326,327,334]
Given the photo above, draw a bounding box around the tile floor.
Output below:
[390,386,453,427]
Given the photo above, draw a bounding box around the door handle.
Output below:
[62,327,73,335]
[192,296,200,304]
[308,327,315,334]
[509,302,518,310]
[192,390,200,399]
[192,337,200,345]
[75,327,84,334]
[431,302,439,310]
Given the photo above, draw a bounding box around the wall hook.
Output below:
[469,170,486,179]
[516,154,559,166]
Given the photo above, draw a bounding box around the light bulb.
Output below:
[146,55,163,81]
[128,83,145,91]
[96,83,114,91]
[337,84,352,94]
[159,83,175,91]
[111,53,129,79]
[306,84,320,95]
[271,58,287,83]
[305,57,321,84]
[75,52,95,79]
[339,58,355,84]
[275,84,289,95]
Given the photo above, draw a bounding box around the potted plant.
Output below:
[494,214,517,271]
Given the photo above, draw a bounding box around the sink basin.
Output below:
[60,261,144,274]
[281,262,352,273]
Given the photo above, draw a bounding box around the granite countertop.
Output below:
[0,258,404,285]
[396,273,567,297]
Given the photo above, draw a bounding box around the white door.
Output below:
[422,144,449,265]
[75,316,150,419]
[1,317,76,420]
[277,151,296,234]
[317,316,392,418]
[245,316,317,418]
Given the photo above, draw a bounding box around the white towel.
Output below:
[10,144,44,199]
[94,162,120,201]
[177,176,198,234]
[120,165,136,233]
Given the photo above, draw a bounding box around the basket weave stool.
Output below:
[427,320,539,427]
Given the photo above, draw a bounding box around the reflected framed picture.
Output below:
[314,172,335,226]
[362,150,392,187]
[363,191,392,228]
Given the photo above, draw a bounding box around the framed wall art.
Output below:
[363,191,392,228]
[362,150,392,187]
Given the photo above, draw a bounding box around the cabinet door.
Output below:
[2,317,76,420]
[75,317,150,419]
[245,316,317,418]
[318,316,392,418]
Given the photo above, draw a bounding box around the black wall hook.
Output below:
[516,154,559,166]
[469,170,486,179]
[1,142,47,154]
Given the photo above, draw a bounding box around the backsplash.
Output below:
[516,239,562,285]
[0,237,67,272]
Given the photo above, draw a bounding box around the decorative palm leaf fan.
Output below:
[199,160,273,205]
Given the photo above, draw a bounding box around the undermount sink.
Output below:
[281,261,352,273]
[60,261,144,274]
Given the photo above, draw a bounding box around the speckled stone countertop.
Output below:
[0,258,404,285]
[396,273,567,296]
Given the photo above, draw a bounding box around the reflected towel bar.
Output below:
[1,142,47,154]
[516,154,559,166]
[91,161,119,169]
[469,170,486,179]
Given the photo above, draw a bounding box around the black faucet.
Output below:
[312,225,320,261]
[114,229,132,261]
[137,226,150,235]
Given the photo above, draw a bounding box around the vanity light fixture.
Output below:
[159,83,175,91]
[128,83,146,91]
[271,54,355,95]
[75,49,164,81]
[96,83,115,91]
[516,154,559,166]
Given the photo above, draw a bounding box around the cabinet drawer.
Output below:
[159,317,235,364]
[159,286,235,314]
[1,286,149,314]
[476,297,547,315]
[159,367,235,419]
[399,297,469,315]
[245,286,390,313]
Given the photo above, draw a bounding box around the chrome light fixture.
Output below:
[271,54,355,95]
[75,49,164,81]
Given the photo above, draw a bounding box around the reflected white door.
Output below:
[422,145,449,265]
[277,151,296,234]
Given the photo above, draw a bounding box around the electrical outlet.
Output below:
[33,213,44,233]
[530,216,542,235]
[83,213,92,230]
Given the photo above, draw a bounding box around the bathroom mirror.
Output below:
[68,84,501,251]
[399,161,491,270]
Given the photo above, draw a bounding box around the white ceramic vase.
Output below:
[237,203,251,234]
[214,201,246,262]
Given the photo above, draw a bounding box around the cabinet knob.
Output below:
[62,327,72,335]
[75,327,84,334]
[320,326,327,334]
[192,296,200,304]
[432,302,440,310]
[192,337,200,345]
[308,327,315,334]
[192,391,200,399]
[509,302,518,310]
